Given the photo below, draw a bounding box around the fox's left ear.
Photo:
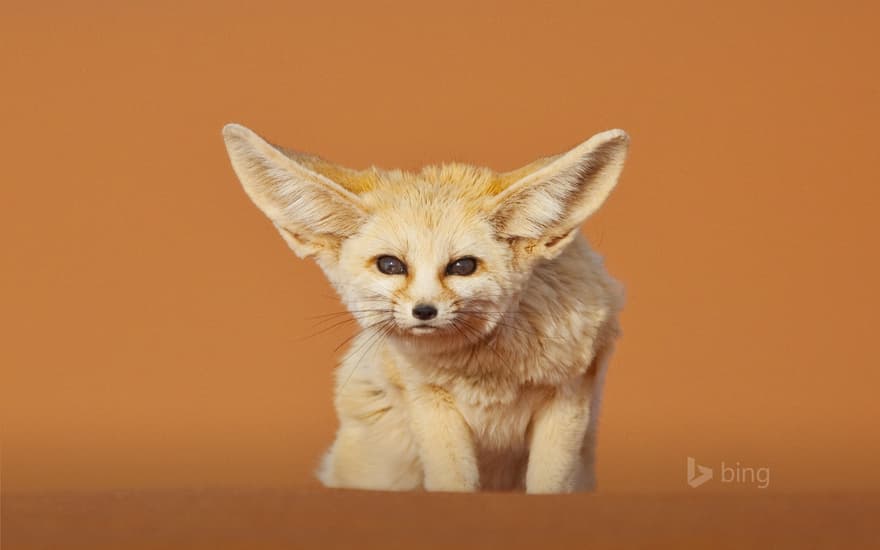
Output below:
[222,123,367,259]
[488,129,629,259]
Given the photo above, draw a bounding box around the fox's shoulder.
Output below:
[528,234,625,318]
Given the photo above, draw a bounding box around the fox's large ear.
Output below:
[222,123,367,259]
[488,129,629,259]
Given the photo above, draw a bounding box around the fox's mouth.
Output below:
[410,324,439,334]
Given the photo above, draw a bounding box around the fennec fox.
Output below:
[222,123,628,493]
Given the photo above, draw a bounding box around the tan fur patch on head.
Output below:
[490,156,556,195]
[288,153,536,202]
[279,148,383,194]
[358,163,503,204]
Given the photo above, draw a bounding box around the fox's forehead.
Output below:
[342,166,481,223]
[361,163,502,203]
[346,164,521,260]
[358,192,494,247]
[371,162,538,218]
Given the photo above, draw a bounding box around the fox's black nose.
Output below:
[412,304,438,320]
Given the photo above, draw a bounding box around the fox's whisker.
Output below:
[306,308,394,321]
[333,316,394,354]
[298,317,358,342]
[452,317,503,363]
[339,319,396,392]
[300,311,392,342]
[455,310,567,341]
[302,312,391,341]
[308,309,394,329]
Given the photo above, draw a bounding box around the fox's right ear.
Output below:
[222,123,367,259]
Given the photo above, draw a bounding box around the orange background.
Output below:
[2,0,878,495]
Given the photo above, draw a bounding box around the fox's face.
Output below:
[331,173,523,346]
[223,124,628,349]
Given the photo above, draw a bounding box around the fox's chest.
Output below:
[453,385,550,452]
[449,387,550,490]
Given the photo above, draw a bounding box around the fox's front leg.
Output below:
[408,384,479,492]
[526,374,595,494]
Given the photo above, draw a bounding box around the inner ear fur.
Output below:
[222,123,367,258]
[488,129,629,257]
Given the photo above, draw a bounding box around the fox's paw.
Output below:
[423,469,480,493]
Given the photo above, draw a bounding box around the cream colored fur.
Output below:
[222,123,628,493]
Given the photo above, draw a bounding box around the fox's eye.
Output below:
[446,257,478,276]
[376,255,407,275]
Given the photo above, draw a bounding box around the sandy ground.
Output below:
[4,490,879,549]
